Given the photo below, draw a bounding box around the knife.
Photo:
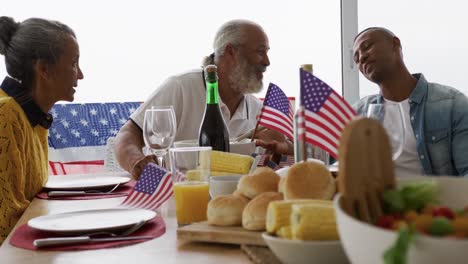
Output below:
[34,235,154,248]
[48,191,127,197]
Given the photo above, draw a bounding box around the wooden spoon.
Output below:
[337,117,396,224]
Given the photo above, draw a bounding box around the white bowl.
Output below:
[334,176,468,264]
[209,175,242,198]
[262,233,348,264]
[173,139,256,156]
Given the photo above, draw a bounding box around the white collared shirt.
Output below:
[130,68,262,141]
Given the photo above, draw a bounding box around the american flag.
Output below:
[278,155,295,167]
[257,83,294,140]
[48,102,141,175]
[120,163,173,211]
[298,69,356,159]
[251,153,293,170]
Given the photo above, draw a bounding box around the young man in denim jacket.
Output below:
[353,27,468,177]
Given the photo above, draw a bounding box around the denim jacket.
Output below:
[354,74,468,177]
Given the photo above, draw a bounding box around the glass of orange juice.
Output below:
[169,146,211,226]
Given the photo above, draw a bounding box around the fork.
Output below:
[48,183,124,197]
[33,220,149,247]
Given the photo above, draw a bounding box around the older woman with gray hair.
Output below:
[0,16,84,243]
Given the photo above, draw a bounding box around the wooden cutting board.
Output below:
[177,221,266,246]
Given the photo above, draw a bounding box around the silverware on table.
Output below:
[47,183,124,197]
[47,191,127,197]
[33,220,150,247]
[33,235,154,247]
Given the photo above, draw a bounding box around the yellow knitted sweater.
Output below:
[0,89,48,244]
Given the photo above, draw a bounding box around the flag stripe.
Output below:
[257,83,294,140]
[304,110,341,139]
[120,163,173,211]
[299,69,357,160]
[304,131,338,158]
[259,119,294,140]
[140,175,173,209]
[261,106,294,126]
[304,116,340,147]
[328,93,356,123]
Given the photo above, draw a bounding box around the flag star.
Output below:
[99,118,108,125]
[90,109,98,115]
[70,109,78,116]
[55,133,61,139]
[80,119,89,126]
[110,129,119,135]
[61,120,70,128]
[110,108,117,115]
[71,129,80,138]
[91,129,99,136]
[50,109,58,118]
[80,138,86,144]
[119,118,127,124]
[61,138,68,144]
[129,107,136,114]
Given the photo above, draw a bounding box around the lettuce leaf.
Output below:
[382,180,439,214]
[383,226,415,264]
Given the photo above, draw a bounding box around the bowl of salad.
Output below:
[334,176,468,264]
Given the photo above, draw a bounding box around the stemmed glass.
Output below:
[366,103,405,161]
[143,106,177,168]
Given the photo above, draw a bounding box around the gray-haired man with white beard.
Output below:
[115,19,285,179]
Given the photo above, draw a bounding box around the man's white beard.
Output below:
[229,57,264,94]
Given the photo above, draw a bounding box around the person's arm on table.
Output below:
[114,120,157,179]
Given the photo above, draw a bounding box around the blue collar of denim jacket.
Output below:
[374,73,428,104]
[408,73,428,104]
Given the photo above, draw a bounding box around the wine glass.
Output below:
[143,106,177,167]
[366,103,405,160]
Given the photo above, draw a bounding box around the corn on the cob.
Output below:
[290,203,339,240]
[266,199,332,233]
[276,226,292,239]
[210,151,254,175]
[210,171,235,176]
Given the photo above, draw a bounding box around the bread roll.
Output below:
[233,189,250,200]
[207,194,249,226]
[237,167,280,199]
[242,192,283,231]
[283,161,335,200]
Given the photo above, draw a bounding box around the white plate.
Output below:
[262,233,348,264]
[44,172,131,190]
[28,208,156,234]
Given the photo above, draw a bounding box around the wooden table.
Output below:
[0,197,250,264]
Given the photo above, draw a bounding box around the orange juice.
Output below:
[173,181,210,225]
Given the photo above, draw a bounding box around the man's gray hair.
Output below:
[201,19,262,67]
[0,16,75,89]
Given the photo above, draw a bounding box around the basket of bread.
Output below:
[206,161,348,264]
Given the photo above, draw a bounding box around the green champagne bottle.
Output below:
[198,65,230,152]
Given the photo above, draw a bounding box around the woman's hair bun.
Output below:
[0,16,20,55]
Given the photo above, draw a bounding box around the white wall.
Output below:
[357,0,468,97]
[1,0,342,105]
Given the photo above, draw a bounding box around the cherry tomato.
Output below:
[432,206,456,220]
[377,215,396,229]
